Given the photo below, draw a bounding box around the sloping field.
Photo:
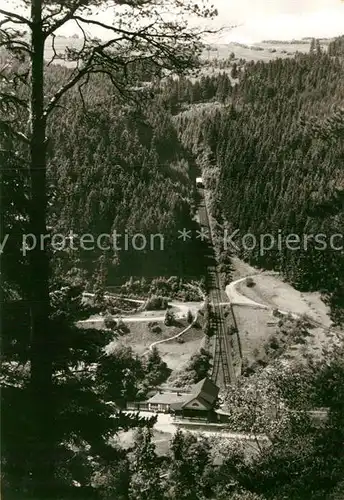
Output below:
[236,275,332,328]
[202,39,323,63]
[106,320,204,371]
[232,305,276,364]
[228,258,338,361]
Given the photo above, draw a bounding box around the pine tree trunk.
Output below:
[29,1,54,496]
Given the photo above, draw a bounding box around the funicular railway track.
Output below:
[209,272,236,387]
[197,190,236,387]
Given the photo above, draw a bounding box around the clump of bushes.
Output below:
[171,348,212,387]
[104,315,117,330]
[120,276,203,301]
[151,325,162,334]
[246,277,256,288]
[117,318,130,335]
[144,295,168,311]
[164,309,176,326]
[148,321,162,334]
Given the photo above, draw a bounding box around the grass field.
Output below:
[236,274,332,328]
[230,258,342,365]
[105,319,205,372]
[44,36,330,69]
[203,39,330,63]
[232,305,277,365]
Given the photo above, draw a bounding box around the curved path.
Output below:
[226,273,278,310]
[146,311,200,353]
[226,274,342,338]
[79,294,202,326]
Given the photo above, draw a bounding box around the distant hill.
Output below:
[202,39,331,63]
[44,36,334,68]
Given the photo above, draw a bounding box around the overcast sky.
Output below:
[218,0,344,42]
[4,0,344,43]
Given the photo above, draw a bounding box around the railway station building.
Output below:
[170,378,219,420]
[127,377,219,419]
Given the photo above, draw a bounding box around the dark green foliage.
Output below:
[151,325,162,334]
[166,430,212,500]
[186,348,212,381]
[202,299,212,336]
[174,48,344,322]
[145,295,169,311]
[1,286,156,498]
[129,428,165,500]
[46,85,205,284]
[104,315,117,330]
[143,347,170,388]
[164,309,176,326]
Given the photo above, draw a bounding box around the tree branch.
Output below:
[0,120,29,144]
[73,15,155,39]
[43,67,89,117]
[44,1,87,38]
[46,33,58,66]
[0,35,32,56]
[43,35,129,116]
[0,9,31,26]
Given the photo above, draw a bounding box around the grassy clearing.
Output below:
[230,257,343,369]
[232,305,275,366]
[202,40,330,63]
[236,274,333,328]
[105,319,205,372]
[156,329,205,372]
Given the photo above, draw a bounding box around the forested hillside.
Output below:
[6,39,344,314]
[47,77,199,283]
[2,61,207,290]
[171,44,344,323]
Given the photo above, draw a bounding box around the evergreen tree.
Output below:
[129,428,164,500]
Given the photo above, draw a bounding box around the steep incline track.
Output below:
[197,191,237,388]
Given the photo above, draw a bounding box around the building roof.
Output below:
[190,378,219,406]
[171,378,219,411]
[179,395,213,411]
[146,391,189,406]
[147,378,219,411]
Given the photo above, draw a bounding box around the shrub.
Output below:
[151,325,162,334]
[246,277,256,288]
[204,321,212,337]
[164,309,175,326]
[186,348,212,381]
[187,309,193,324]
[269,335,280,350]
[229,325,238,335]
[104,315,117,330]
[253,347,260,359]
[145,295,168,311]
[117,319,130,335]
